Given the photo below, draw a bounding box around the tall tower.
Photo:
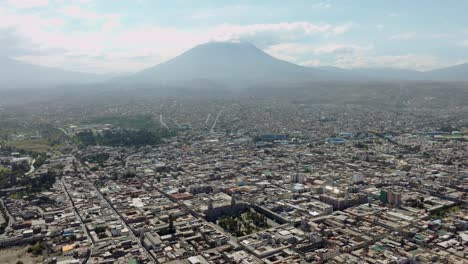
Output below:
[139,228,144,242]
[208,198,213,211]
[168,213,175,234]
[301,217,310,232]
[231,194,237,208]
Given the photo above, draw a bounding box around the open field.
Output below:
[83,114,158,130]
[0,246,43,264]
[7,139,59,153]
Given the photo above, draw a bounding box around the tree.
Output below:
[12,161,29,173]
[27,241,45,256]
[94,226,107,234]
[168,214,175,234]
[75,130,96,146]
[34,154,47,168]
[31,171,56,192]
[76,128,174,147]
[123,171,136,179]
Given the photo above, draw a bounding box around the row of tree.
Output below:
[0,168,56,193]
[0,201,9,234]
[75,128,174,147]
[0,160,29,189]
[218,211,269,237]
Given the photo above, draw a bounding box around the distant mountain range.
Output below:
[120,42,329,86]
[117,42,468,86]
[0,57,110,90]
[424,63,468,81]
[1,42,468,90]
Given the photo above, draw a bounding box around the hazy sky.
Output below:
[1,0,467,73]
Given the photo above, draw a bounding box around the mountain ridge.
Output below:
[122,41,468,86]
[0,57,112,90]
[120,42,333,86]
[2,42,468,90]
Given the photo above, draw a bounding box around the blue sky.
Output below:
[1,0,467,73]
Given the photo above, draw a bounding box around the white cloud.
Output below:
[60,6,102,20]
[387,12,402,17]
[59,6,121,32]
[1,3,351,73]
[0,6,63,29]
[5,0,49,9]
[265,43,371,60]
[389,32,416,40]
[311,1,332,9]
[265,43,316,57]
[334,54,440,71]
[15,53,161,73]
[208,22,350,45]
[0,2,442,73]
[314,44,371,55]
[190,10,218,19]
[265,42,377,69]
[0,5,65,55]
[190,5,246,19]
[300,59,321,67]
[389,32,452,41]
[264,42,446,71]
[460,40,468,47]
[1,0,353,73]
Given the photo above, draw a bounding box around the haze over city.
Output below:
[0,1,467,264]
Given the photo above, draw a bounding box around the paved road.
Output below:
[159,114,169,129]
[61,180,94,245]
[0,199,13,238]
[25,159,36,176]
[169,118,182,129]
[57,127,70,137]
[205,113,211,124]
[210,106,225,133]
[150,182,239,246]
[88,177,156,263]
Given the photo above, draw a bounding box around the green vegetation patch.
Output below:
[4,125,67,153]
[414,234,425,241]
[409,248,423,255]
[75,115,176,147]
[8,139,50,152]
[27,241,46,256]
[7,139,58,153]
[218,211,270,237]
[84,115,157,130]
[0,163,55,193]
[9,192,27,200]
[75,128,174,147]
[430,205,460,220]
[371,245,385,253]
[81,153,110,164]
[33,153,48,168]
[0,161,30,189]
